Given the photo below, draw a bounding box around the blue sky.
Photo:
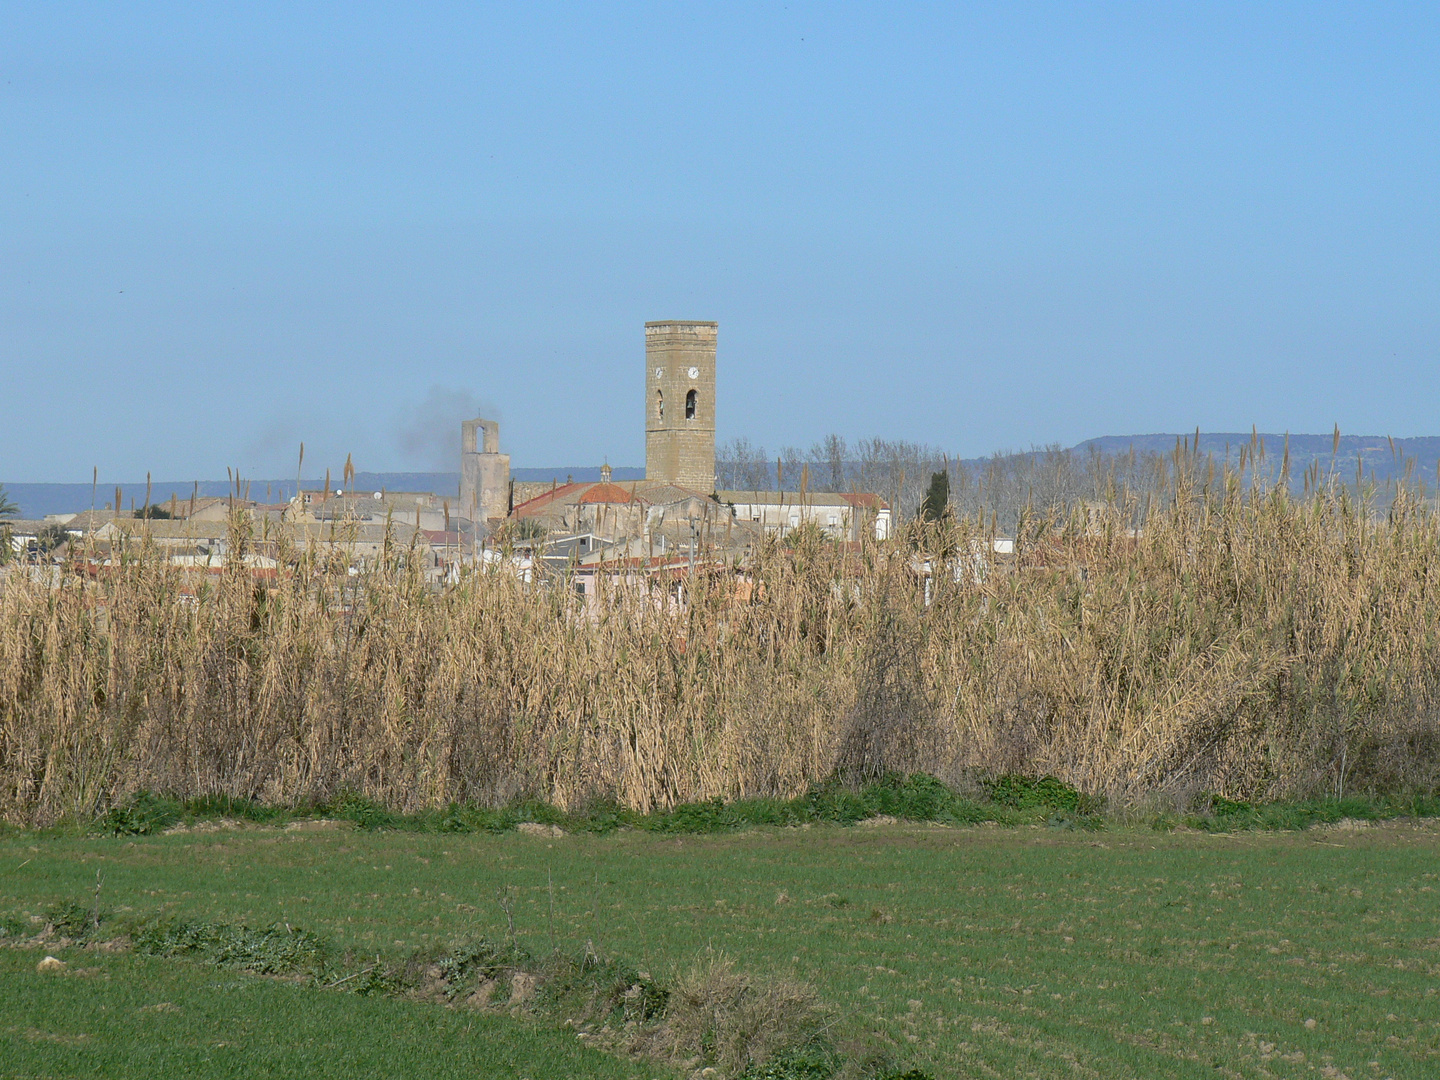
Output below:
[2,3,1436,481]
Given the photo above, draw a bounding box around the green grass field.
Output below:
[0,946,663,1080]
[3,818,1437,1079]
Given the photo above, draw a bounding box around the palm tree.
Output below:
[0,485,16,566]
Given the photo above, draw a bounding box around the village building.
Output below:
[5,319,889,583]
[718,490,892,541]
[2,520,55,558]
[459,319,891,552]
[508,464,730,547]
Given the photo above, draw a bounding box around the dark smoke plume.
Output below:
[393,386,500,472]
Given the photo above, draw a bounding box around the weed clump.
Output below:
[15,900,936,1080]
[539,952,668,1024]
[84,770,1440,838]
[0,913,28,938]
[134,919,328,976]
[99,791,181,836]
[179,793,287,823]
[982,775,1102,816]
[435,937,532,985]
[1180,791,1440,832]
[741,1044,845,1079]
[45,899,104,940]
[665,952,829,1076]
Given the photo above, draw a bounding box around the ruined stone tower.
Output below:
[459,417,510,524]
[644,320,716,491]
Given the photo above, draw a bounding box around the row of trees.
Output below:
[716,436,1185,530]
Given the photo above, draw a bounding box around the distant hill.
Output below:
[0,467,647,518]
[1074,434,1440,486]
[5,437,1433,518]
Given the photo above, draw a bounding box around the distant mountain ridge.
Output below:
[1077,432,1440,457]
[0,468,646,519]
[1074,434,1440,485]
[4,437,1434,518]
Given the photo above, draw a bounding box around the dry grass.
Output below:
[3,455,1440,826]
[662,951,825,1074]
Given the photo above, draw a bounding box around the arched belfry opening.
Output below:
[656,389,664,421]
[685,388,697,419]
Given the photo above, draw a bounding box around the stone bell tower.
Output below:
[644,320,716,492]
[459,417,510,524]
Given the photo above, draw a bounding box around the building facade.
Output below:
[719,490,892,541]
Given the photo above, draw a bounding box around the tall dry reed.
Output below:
[2,460,1438,825]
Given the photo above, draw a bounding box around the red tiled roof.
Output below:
[512,479,718,518]
[577,482,637,505]
[511,482,588,518]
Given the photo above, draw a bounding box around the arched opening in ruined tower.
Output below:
[656,389,663,421]
[685,388,697,419]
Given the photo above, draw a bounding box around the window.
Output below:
[656,389,663,421]
[685,388,697,419]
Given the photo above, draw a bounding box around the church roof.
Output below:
[632,483,711,506]
[513,479,716,518]
[511,482,588,518]
[577,482,637,505]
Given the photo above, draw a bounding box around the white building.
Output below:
[717,490,891,541]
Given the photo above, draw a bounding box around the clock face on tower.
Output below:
[654,368,664,379]
[687,366,699,379]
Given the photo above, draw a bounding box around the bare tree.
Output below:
[807,434,849,492]
[716,437,772,491]
[719,431,1186,528]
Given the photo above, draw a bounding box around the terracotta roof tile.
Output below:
[511,482,589,517]
[577,482,636,504]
